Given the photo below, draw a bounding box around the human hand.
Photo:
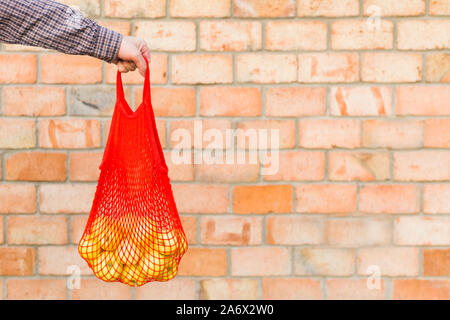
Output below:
[113,36,150,77]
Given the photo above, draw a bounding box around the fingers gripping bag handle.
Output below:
[79,57,188,286]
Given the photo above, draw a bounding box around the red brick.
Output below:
[172,54,233,84]
[430,0,450,15]
[233,185,293,214]
[72,279,132,300]
[266,216,323,245]
[135,279,196,300]
[326,218,391,247]
[201,21,261,51]
[172,184,229,214]
[262,278,322,300]
[423,249,450,276]
[362,120,424,149]
[394,216,450,245]
[266,87,326,117]
[69,152,102,181]
[359,185,420,214]
[170,0,231,17]
[231,247,291,276]
[104,0,165,18]
[425,119,450,148]
[424,184,450,214]
[6,152,66,181]
[298,0,359,17]
[170,119,231,149]
[0,218,3,244]
[178,248,227,276]
[363,0,425,16]
[398,20,450,50]
[299,119,361,149]
[236,120,296,149]
[7,216,67,245]
[0,119,36,149]
[393,280,450,300]
[165,150,194,182]
[264,151,325,181]
[200,87,261,117]
[38,246,92,275]
[98,20,131,35]
[294,248,354,276]
[135,87,196,117]
[0,248,35,275]
[0,54,36,83]
[201,216,262,245]
[298,53,359,83]
[326,279,385,300]
[70,215,88,244]
[362,53,422,82]
[0,184,36,214]
[266,21,326,50]
[39,119,101,149]
[134,21,196,51]
[41,55,101,84]
[328,152,390,181]
[296,184,357,214]
[397,86,450,115]
[330,86,392,116]
[234,0,296,17]
[332,20,393,50]
[357,247,419,276]
[39,184,96,214]
[394,151,450,181]
[180,215,196,245]
[237,54,297,83]
[7,279,66,300]
[3,87,65,116]
[200,279,258,300]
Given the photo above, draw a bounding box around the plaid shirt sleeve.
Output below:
[0,0,123,63]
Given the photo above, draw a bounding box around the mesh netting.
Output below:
[79,58,187,286]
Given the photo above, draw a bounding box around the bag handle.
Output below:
[116,56,151,106]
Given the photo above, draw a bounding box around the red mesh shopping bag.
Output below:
[78,57,187,286]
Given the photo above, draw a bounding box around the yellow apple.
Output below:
[138,250,165,279]
[100,225,121,251]
[133,218,156,248]
[92,251,123,282]
[153,229,179,256]
[78,233,101,261]
[121,264,146,287]
[116,238,143,266]
[89,215,109,239]
[156,259,178,282]
[177,232,188,256]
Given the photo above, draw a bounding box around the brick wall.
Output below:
[0,0,449,300]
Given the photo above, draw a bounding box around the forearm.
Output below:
[0,0,122,63]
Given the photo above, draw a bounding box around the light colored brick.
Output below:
[200,279,258,300]
[330,86,392,116]
[359,185,420,214]
[298,53,359,83]
[326,279,385,300]
[201,216,262,245]
[38,246,91,275]
[172,184,229,214]
[41,55,101,84]
[172,54,233,84]
[398,20,450,50]
[299,119,361,149]
[0,248,35,275]
[423,249,450,276]
[201,21,261,51]
[170,119,231,149]
[294,248,354,276]
[39,183,96,214]
[424,184,450,214]
[0,119,36,149]
[7,279,66,300]
[328,152,390,181]
[68,86,126,116]
[296,184,357,214]
[6,152,66,181]
[396,86,450,115]
[266,87,326,117]
[362,53,422,82]
[236,119,296,149]
[231,247,291,276]
[104,0,165,17]
[298,0,359,17]
[134,21,196,51]
[237,54,297,83]
[71,279,132,300]
[200,87,261,117]
[426,53,450,82]
[233,185,293,214]
[362,119,423,149]
[266,21,327,51]
[135,279,196,300]
[57,0,101,17]
[134,87,195,117]
[394,151,450,181]
[326,218,391,247]
[0,184,36,214]
[98,20,131,35]
[234,0,296,17]
[430,0,450,15]
[357,247,419,276]
[393,280,450,300]
[394,216,450,245]
[332,20,393,50]
[4,87,65,116]
[170,0,230,17]
[266,216,323,245]
[69,152,102,181]
[7,216,67,245]
[178,248,227,276]
[262,278,322,300]
[39,119,101,149]
[264,151,325,181]
[0,54,36,83]
[165,150,194,182]
[363,0,425,16]
[424,119,450,148]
